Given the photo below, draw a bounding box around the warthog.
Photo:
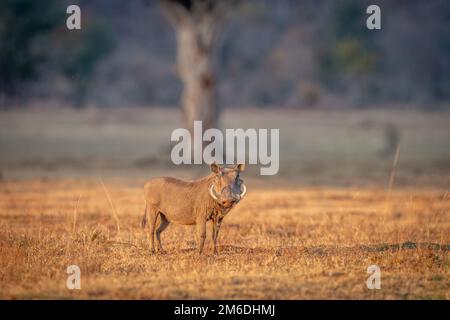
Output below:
[141,163,247,254]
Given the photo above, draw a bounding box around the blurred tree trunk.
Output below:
[176,16,217,133]
[161,0,231,134]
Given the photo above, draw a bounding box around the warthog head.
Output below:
[209,163,247,208]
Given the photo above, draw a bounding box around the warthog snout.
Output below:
[209,164,247,208]
[219,188,238,208]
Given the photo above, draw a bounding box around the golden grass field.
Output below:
[0,108,449,299]
[0,179,448,299]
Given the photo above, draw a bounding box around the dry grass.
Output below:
[0,179,448,299]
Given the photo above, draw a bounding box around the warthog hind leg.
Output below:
[155,213,169,253]
[146,206,159,254]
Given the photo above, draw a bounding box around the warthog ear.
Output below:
[210,162,220,174]
[237,163,246,172]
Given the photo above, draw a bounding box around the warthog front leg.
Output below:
[212,218,222,254]
[196,218,207,254]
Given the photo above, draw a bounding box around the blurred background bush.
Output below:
[1,0,450,110]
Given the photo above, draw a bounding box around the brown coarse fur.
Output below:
[141,170,239,254]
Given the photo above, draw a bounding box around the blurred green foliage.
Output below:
[316,0,381,106]
[0,0,115,107]
[0,0,449,108]
[320,2,377,78]
[0,0,61,101]
[59,21,115,107]
[334,39,376,75]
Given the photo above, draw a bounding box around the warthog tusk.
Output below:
[209,185,218,200]
[240,184,247,199]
